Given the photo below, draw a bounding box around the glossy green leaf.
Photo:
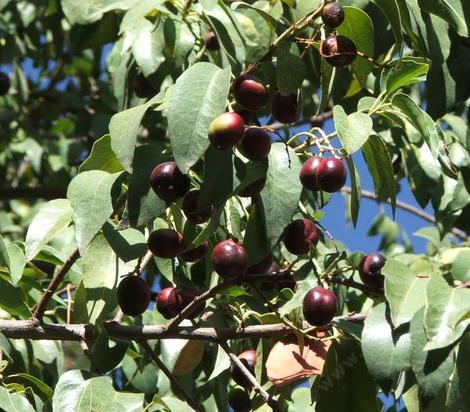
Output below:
[244,200,270,266]
[52,370,144,411]
[380,57,429,95]
[260,143,302,247]
[424,273,470,350]
[167,63,231,173]
[451,248,470,282]
[276,43,305,95]
[0,235,10,272]
[62,0,138,24]
[231,1,278,29]
[127,143,167,228]
[8,373,53,399]
[67,171,122,252]
[109,93,162,173]
[371,0,403,54]
[338,7,375,86]
[345,157,361,227]
[362,135,396,215]
[316,340,381,412]
[79,135,124,174]
[410,308,455,399]
[361,303,411,385]
[446,333,470,410]
[418,0,469,37]
[0,386,35,412]
[334,105,373,154]
[102,223,147,262]
[81,234,137,323]
[383,259,428,327]
[6,244,25,285]
[25,199,73,260]
[132,24,165,76]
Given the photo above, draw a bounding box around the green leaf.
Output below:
[361,303,411,386]
[90,330,129,373]
[424,273,470,350]
[334,105,373,154]
[0,386,35,412]
[260,143,302,247]
[446,333,470,410]
[127,143,167,228]
[317,56,335,115]
[279,278,316,316]
[451,248,470,282]
[276,43,305,95]
[383,259,429,327]
[52,370,144,412]
[132,24,165,76]
[109,93,162,173]
[79,135,124,174]
[362,135,396,215]
[392,93,440,157]
[61,0,138,24]
[0,276,30,318]
[410,308,455,399]
[102,223,147,262]
[0,235,10,272]
[380,57,430,95]
[345,157,361,227]
[168,63,231,173]
[316,340,381,412]
[371,0,403,55]
[6,244,25,285]
[199,146,234,208]
[81,234,137,323]
[244,200,270,266]
[25,199,73,261]
[231,2,278,29]
[337,7,375,86]
[67,171,122,252]
[207,345,230,381]
[8,373,53,399]
[418,0,469,37]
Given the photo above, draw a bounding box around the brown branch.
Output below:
[32,248,81,322]
[341,187,469,241]
[32,193,128,322]
[139,340,202,412]
[0,314,366,342]
[165,279,235,330]
[268,110,333,132]
[220,341,282,412]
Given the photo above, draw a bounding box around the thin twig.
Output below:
[165,279,235,330]
[220,341,282,412]
[140,340,202,412]
[341,187,469,241]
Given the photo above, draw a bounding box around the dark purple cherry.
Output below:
[133,73,154,99]
[231,349,257,389]
[174,287,205,319]
[204,31,219,51]
[148,229,185,258]
[117,276,151,316]
[211,239,247,278]
[150,161,190,203]
[208,112,245,151]
[302,287,337,326]
[182,190,213,224]
[233,75,268,111]
[299,156,322,191]
[316,157,347,192]
[359,253,386,288]
[228,387,251,412]
[321,2,345,28]
[0,72,10,96]
[238,176,266,198]
[283,218,319,255]
[321,34,357,67]
[237,127,271,161]
[271,92,298,124]
[179,241,209,262]
[246,254,273,275]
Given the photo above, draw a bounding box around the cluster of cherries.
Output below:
[117,3,386,362]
